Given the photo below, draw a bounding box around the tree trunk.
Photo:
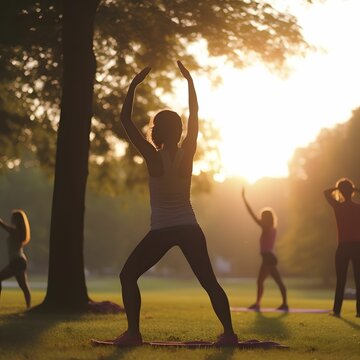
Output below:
[41,0,99,311]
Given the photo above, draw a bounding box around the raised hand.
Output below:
[131,66,151,87]
[242,186,246,198]
[177,60,192,81]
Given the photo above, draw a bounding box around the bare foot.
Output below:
[277,304,289,311]
[248,303,260,311]
[112,331,143,346]
[215,333,239,347]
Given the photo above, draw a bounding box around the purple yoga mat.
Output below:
[231,307,330,313]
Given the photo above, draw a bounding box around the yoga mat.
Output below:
[91,338,288,349]
[148,339,288,349]
[231,307,330,314]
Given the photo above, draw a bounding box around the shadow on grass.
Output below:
[0,310,81,351]
[251,312,290,340]
[339,316,360,331]
[94,346,137,360]
[204,348,235,360]
[97,346,235,360]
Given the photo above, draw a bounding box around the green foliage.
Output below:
[0,0,309,189]
[283,108,360,280]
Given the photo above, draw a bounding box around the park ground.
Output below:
[0,277,359,360]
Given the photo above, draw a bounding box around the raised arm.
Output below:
[120,67,156,161]
[323,187,338,206]
[177,60,199,155]
[242,187,262,227]
[0,218,15,234]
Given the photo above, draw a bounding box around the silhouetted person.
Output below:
[242,187,288,311]
[324,178,360,317]
[0,209,31,308]
[112,61,238,346]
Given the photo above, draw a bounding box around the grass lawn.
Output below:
[0,277,359,360]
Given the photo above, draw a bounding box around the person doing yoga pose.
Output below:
[113,61,237,346]
[242,188,288,311]
[324,178,360,317]
[0,209,31,308]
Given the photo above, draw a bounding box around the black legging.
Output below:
[333,242,360,315]
[0,258,31,308]
[120,224,234,335]
[256,261,287,305]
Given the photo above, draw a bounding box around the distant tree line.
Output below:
[282,107,360,283]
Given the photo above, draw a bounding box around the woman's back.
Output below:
[332,201,360,243]
[149,148,197,230]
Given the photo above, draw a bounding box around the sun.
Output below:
[167,0,360,184]
[194,67,295,183]
[172,66,304,183]
[166,0,360,184]
[192,51,359,183]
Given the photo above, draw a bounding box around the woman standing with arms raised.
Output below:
[110,61,237,346]
[324,178,360,317]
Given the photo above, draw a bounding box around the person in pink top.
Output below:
[324,178,360,317]
[242,187,288,311]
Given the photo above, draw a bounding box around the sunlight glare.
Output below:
[166,0,360,183]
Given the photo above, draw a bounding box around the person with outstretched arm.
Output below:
[0,209,31,308]
[324,178,360,317]
[242,187,288,311]
[109,61,238,346]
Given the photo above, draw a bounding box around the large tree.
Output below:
[43,0,100,310]
[1,0,309,311]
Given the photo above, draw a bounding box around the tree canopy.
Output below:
[0,0,309,188]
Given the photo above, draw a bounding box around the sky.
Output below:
[169,0,360,183]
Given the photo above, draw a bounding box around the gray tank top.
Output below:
[148,148,198,230]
